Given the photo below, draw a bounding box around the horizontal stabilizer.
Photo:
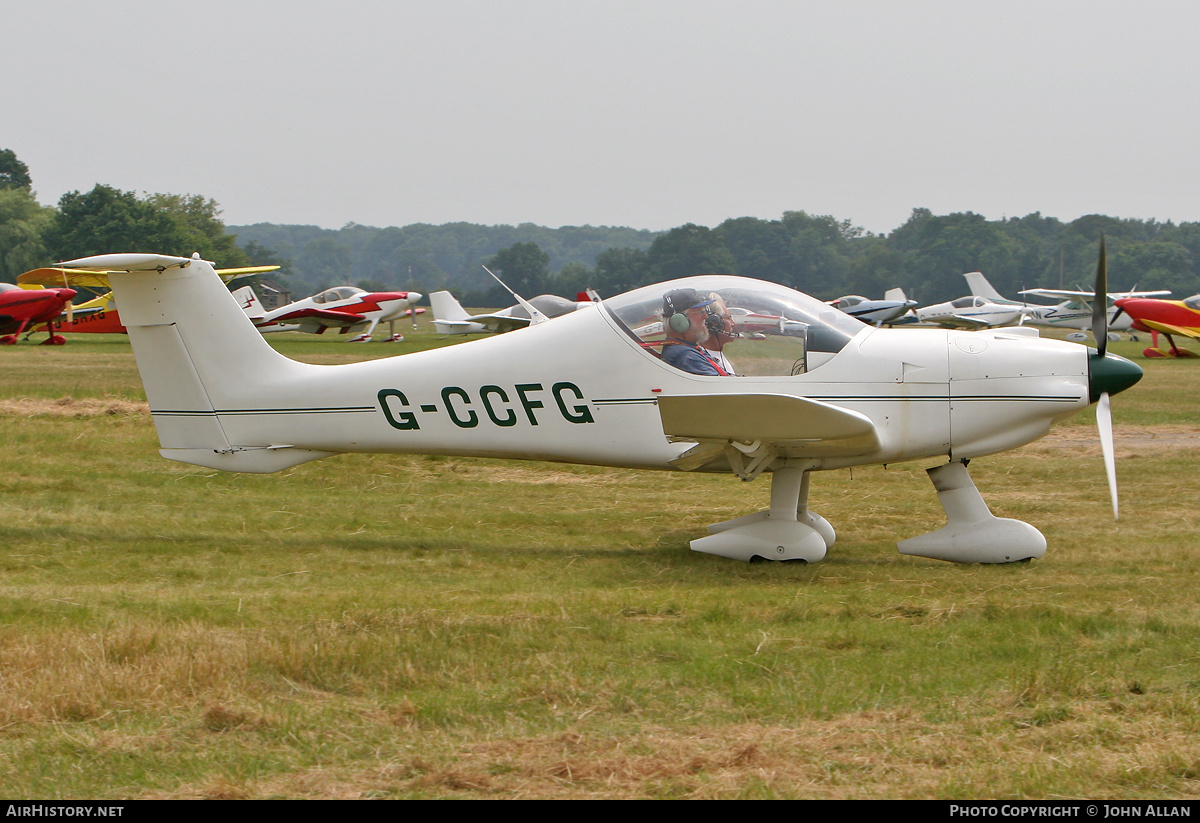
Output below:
[658,393,879,455]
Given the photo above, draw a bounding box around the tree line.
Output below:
[237,209,1200,307]
[5,148,1200,307]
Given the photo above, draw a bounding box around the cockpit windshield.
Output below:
[603,276,864,376]
[313,286,364,304]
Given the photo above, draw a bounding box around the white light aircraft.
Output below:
[232,285,423,342]
[60,244,1141,565]
[827,293,918,327]
[964,271,1169,338]
[430,290,588,335]
[914,289,1026,329]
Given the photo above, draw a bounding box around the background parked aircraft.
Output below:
[964,271,1168,338]
[827,293,918,326]
[16,265,280,335]
[1112,294,1200,357]
[233,285,423,342]
[0,282,77,344]
[430,290,586,335]
[913,293,1025,329]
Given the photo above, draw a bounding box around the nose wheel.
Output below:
[898,461,1046,564]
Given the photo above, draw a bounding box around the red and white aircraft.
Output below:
[232,285,423,342]
[0,282,78,344]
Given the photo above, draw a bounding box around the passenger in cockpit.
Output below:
[701,294,737,375]
[660,288,733,376]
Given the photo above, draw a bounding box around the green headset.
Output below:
[663,289,715,334]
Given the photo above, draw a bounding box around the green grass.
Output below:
[1,326,1199,798]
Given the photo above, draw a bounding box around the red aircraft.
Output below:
[15,264,280,336]
[1113,294,1200,358]
[0,282,78,345]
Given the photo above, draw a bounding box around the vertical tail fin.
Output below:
[430,290,469,321]
[230,284,265,320]
[429,290,479,334]
[59,253,328,472]
[963,272,1005,301]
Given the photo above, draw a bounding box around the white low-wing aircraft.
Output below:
[430,290,588,335]
[964,271,1169,338]
[60,248,1141,565]
[914,291,1026,329]
[826,293,918,327]
[232,284,423,342]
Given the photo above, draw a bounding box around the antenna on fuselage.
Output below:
[481,265,548,325]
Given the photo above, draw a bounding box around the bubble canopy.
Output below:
[601,276,867,377]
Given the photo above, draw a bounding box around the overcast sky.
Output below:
[5,0,1199,235]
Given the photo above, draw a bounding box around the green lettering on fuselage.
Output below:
[377,382,594,431]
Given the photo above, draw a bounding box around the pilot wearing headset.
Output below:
[660,288,734,376]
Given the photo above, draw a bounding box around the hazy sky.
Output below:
[6,0,1200,235]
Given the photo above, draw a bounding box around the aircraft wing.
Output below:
[931,314,993,330]
[470,313,532,333]
[17,268,112,290]
[53,305,106,322]
[18,265,279,290]
[1020,288,1171,302]
[658,393,880,462]
[266,308,366,327]
[1134,319,1200,341]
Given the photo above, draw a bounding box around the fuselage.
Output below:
[258,288,419,334]
[0,284,76,334]
[78,259,1130,481]
[915,296,1024,328]
[172,296,1094,473]
[1112,296,1200,336]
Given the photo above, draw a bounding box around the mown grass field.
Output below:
[2,323,1199,799]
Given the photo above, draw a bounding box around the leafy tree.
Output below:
[486,241,550,301]
[551,261,594,297]
[0,149,32,191]
[889,209,1019,302]
[300,236,354,291]
[40,185,253,269]
[355,278,390,293]
[240,239,291,270]
[1112,241,1196,294]
[145,193,248,268]
[645,224,735,282]
[718,216,793,284]
[592,247,647,295]
[0,187,53,279]
[43,185,192,262]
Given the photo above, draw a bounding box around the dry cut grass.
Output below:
[0,395,149,419]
